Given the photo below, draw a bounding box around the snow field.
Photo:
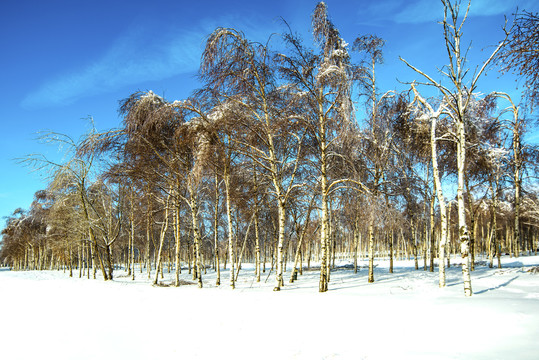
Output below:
[1,255,539,359]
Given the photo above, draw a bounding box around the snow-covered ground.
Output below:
[1,255,539,360]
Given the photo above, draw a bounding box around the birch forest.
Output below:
[3,0,539,298]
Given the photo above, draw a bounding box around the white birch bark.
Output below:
[153,193,171,286]
[431,118,448,287]
[224,170,235,289]
[213,174,221,286]
[368,221,375,283]
[457,120,472,296]
[412,86,449,287]
[274,200,287,291]
[189,188,203,288]
[174,194,181,287]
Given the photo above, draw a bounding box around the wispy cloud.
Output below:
[22,14,275,108]
[363,0,539,25]
[21,27,201,108]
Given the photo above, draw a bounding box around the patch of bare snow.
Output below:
[1,254,538,359]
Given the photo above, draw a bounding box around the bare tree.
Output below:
[401,0,507,296]
[497,10,539,108]
[20,125,113,280]
[409,84,450,287]
[201,28,305,291]
[278,2,367,292]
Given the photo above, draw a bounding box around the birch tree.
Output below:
[200,28,305,291]
[401,0,507,296]
[278,2,366,292]
[410,84,449,287]
[21,127,111,280]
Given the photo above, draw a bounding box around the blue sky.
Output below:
[0,0,536,222]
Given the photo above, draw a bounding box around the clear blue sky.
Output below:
[0,0,536,222]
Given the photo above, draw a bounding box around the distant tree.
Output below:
[21,125,112,280]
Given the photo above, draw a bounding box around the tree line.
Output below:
[2,1,539,296]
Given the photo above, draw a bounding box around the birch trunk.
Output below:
[491,174,502,269]
[105,243,114,280]
[153,193,171,286]
[131,212,136,281]
[252,170,261,283]
[430,112,448,287]
[213,175,221,286]
[457,121,472,296]
[318,179,330,292]
[354,216,360,274]
[146,203,152,280]
[514,131,521,259]
[224,170,235,289]
[81,189,108,281]
[465,178,476,271]
[254,212,261,282]
[174,195,181,287]
[412,221,418,270]
[368,221,375,283]
[274,200,287,291]
[234,215,254,282]
[189,189,203,288]
[429,194,435,272]
[290,195,315,283]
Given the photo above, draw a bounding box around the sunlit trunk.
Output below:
[431,113,447,287]
[189,188,203,288]
[213,174,221,286]
[368,221,375,283]
[153,193,171,286]
[224,169,235,289]
[174,194,181,287]
[457,121,472,296]
[274,200,287,291]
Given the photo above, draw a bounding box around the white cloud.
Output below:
[21,27,201,108]
[21,14,276,108]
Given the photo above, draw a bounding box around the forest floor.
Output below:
[1,254,539,359]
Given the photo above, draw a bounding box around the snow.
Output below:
[317,64,344,81]
[139,90,164,105]
[1,255,539,359]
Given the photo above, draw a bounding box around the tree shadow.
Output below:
[474,276,519,295]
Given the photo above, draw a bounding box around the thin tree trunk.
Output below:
[354,216,360,274]
[412,221,418,270]
[213,174,221,286]
[234,215,255,282]
[146,203,152,280]
[430,194,435,272]
[254,212,261,283]
[289,195,315,283]
[465,178,476,271]
[388,232,393,274]
[189,188,203,288]
[174,195,182,287]
[153,193,171,286]
[131,213,136,281]
[368,221,375,283]
[224,170,235,289]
